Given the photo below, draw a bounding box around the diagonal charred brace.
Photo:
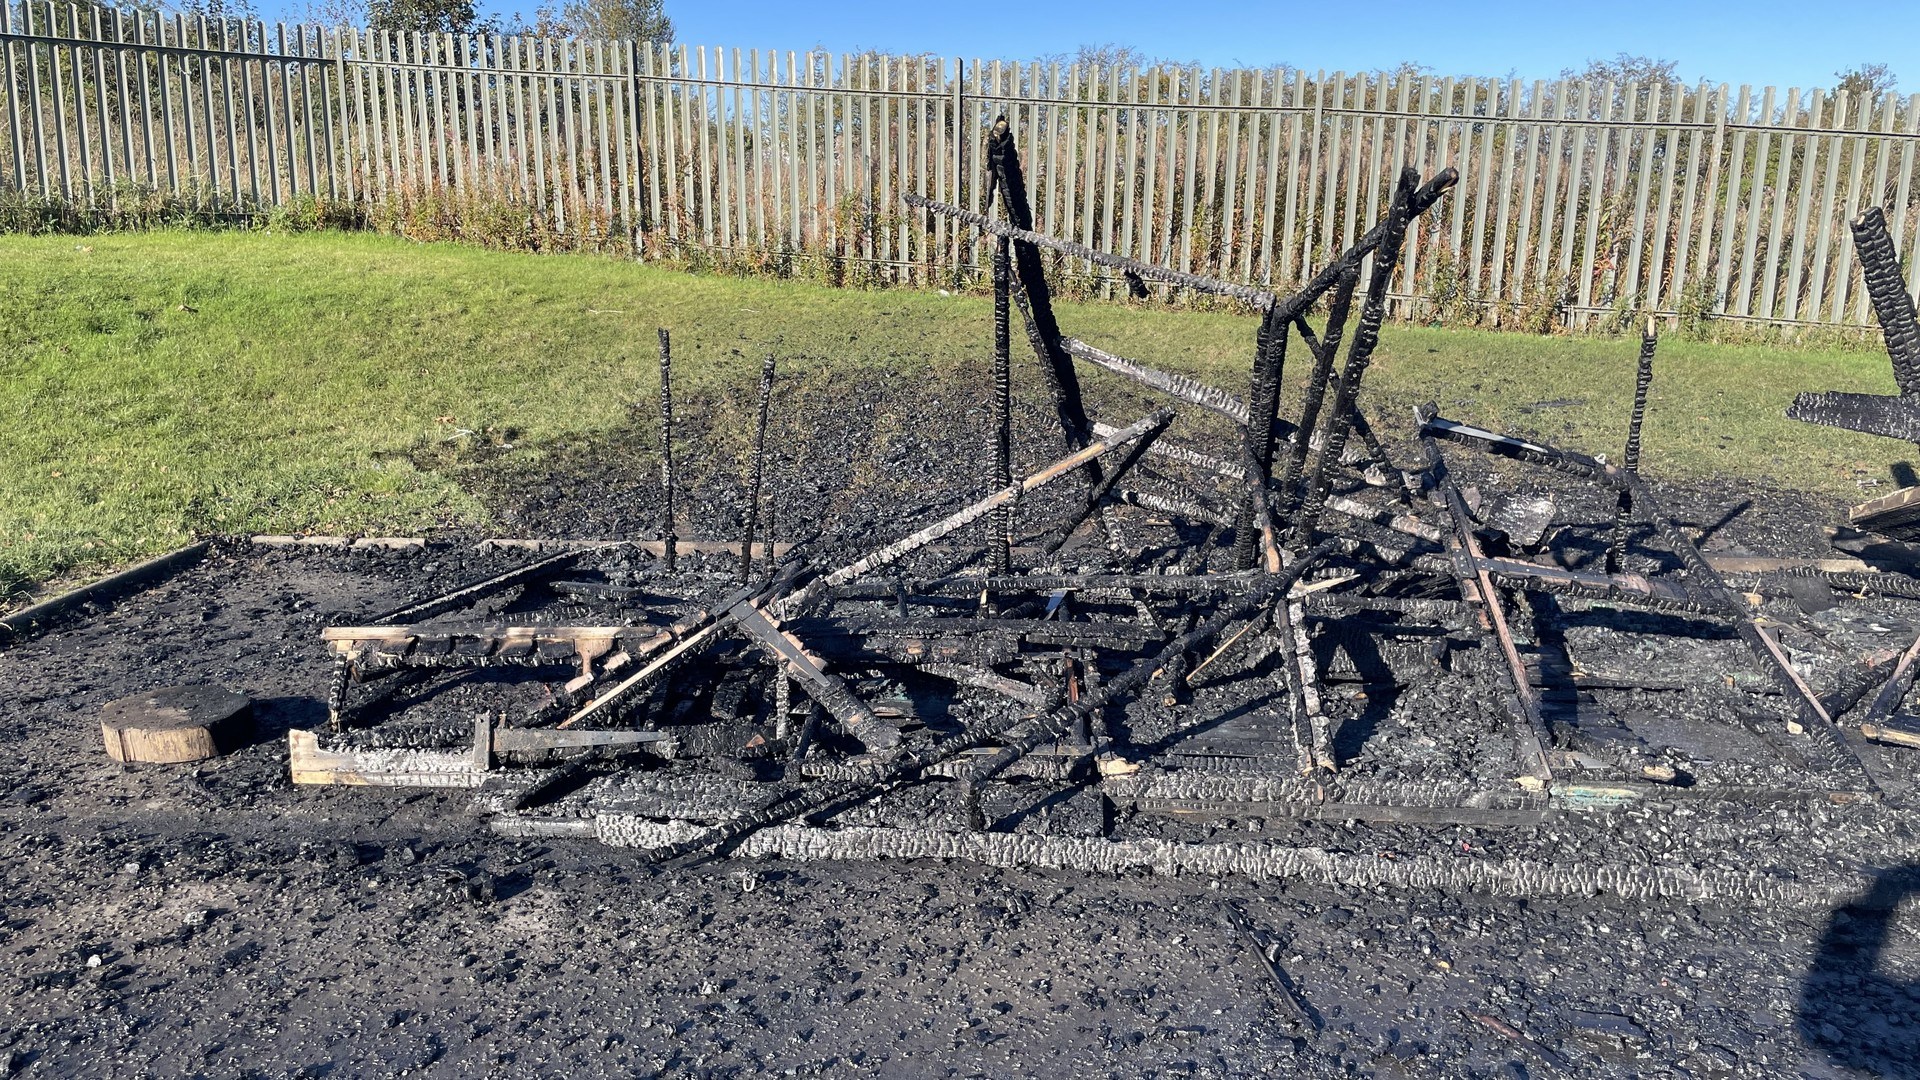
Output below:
[981,122,1099,456]
[634,543,1340,864]
[370,549,585,625]
[731,600,901,751]
[1416,407,1555,784]
[1270,169,1458,325]
[1059,336,1252,423]
[907,191,1276,310]
[796,410,1177,605]
[1292,169,1422,546]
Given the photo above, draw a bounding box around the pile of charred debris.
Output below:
[297,126,1920,905]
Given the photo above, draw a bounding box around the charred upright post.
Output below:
[1853,205,1920,396]
[991,234,1014,573]
[1276,266,1362,513]
[740,354,777,583]
[1293,169,1421,544]
[982,116,1098,457]
[657,327,678,573]
[1607,319,1657,573]
[1230,308,1289,569]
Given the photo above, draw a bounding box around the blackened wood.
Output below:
[657,327,678,571]
[1231,307,1289,569]
[1607,319,1658,573]
[907,191,1276,310]
[1059,336,1250,422]
[636,542,1338,864]
[1415,409,1555,783]
[1278,268,1362,511]
[1852,206,1920,394]
[1850,485,1920,537]
[982,119,1100,470]
[1787,390,1920,443]
[991,235,1012,573]
[740,353,775,582]
[1294,169,1420,543]
[370,549,581,624]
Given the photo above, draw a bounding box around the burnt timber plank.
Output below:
[1787,391,1920,443]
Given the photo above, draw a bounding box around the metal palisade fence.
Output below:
[5,4,1920,330]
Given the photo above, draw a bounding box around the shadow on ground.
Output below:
[1800,865,1920,1075]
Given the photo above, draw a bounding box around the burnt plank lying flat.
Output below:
[1787,391,1920,443]
[323,626,659,680]
[789,616,1163,651]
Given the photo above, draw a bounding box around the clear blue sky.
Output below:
[264,0,1920,91]
[652,0,1914,90]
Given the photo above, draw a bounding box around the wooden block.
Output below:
[101,684,251,764]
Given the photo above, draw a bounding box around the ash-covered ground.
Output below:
[2,367,1918,1079]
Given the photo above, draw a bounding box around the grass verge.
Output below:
[0,229,1904,599]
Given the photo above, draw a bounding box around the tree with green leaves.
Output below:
[544,0,670,42]
[367,0,484,34]
[1834,63,1897,99]
[1560,54,1680,87]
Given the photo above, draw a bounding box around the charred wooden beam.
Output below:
[1863,630,1920,731]
[1233,307,1291,568]
[556,575,799,729]
[1294,169,1420,545]
[369,549,582,625]
[982,120,1099,460]
[476,539,792,558]
[731,599,900,752]
[1852,205,1920,394]
[577,815,1863,907]
[487,725,678,764]
[1060,336,1251,422]
[808,410,1175,595]
[991,235,1014,573]
[1113,472,1237,528]
[1090,423,1249,481]
[1848,485,1920,538]
[831,572,1263,603]
[290,728,487,788]
[1040,412,1174,554]
[740,353,776,583]
[918,663,1056,709]
[1421,415,1609,481]
[1786,390,1920,443]
[907,190,1276,310]
[1416,406,1555,784]
[790,615,1165,651]
[1324,494,1445,544]
[1272,595,1332,772]
[657,327,678,571]
[1860,716,1920,749]
[1608,318,1658,573]
[1277,266,1362,514]
[1269,168,1459,324]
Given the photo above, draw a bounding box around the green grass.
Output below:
[0,229,1905,600]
